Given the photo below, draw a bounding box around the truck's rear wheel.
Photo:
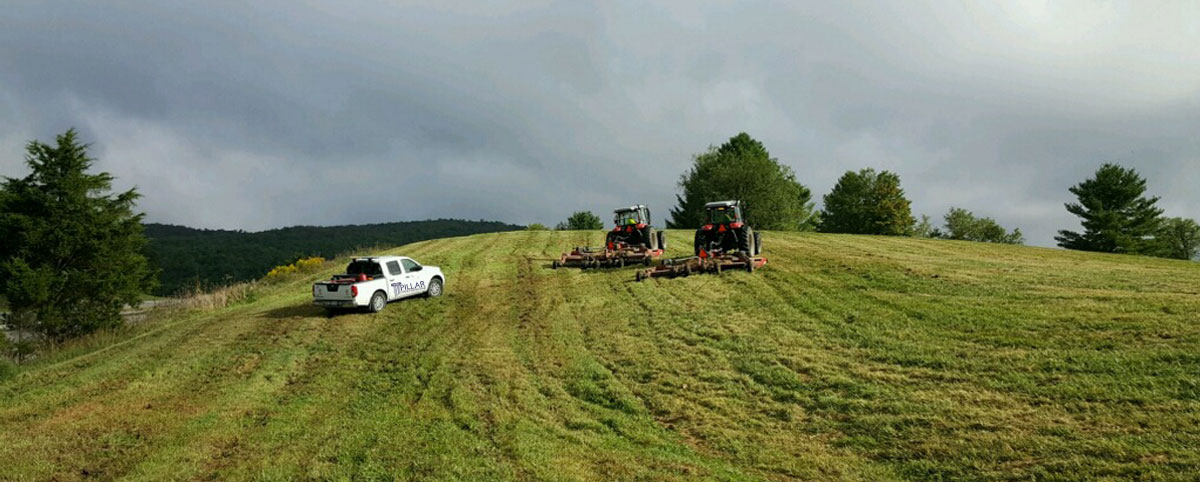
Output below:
[427,277,443,298]
[368,291,387,313]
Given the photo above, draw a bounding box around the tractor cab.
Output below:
[614,205,651,228]
[703,201,745,228]
[605,204,665,251]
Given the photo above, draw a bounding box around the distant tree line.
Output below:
[146,218,523,295]
[664,132,1197,259]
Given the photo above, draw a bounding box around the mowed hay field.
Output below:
[2,231,1199,481]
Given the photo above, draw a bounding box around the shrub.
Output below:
[265,257,326,279]
[0,357,15,382]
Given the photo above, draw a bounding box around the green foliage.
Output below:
[911,215,938,238]
[265,257,326,280]
[556,211,603,230]
[943,207,1024,244]
[819,168,915,235]
[0,130,155,341]
[146,219,521,295]
[1157,217,1200,260]
[0,357,14,382]
[668,133,816,230]
[525,223,548,231]
[1056,163,1163,254]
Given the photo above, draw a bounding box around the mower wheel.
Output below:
[552,260,560,269]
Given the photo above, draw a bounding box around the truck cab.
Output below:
[312,256,445,313]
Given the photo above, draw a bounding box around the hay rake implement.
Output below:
[635,252,767,281]
[552,243,664,269]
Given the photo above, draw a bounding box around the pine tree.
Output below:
[1056,164,1163,255]
[0,130,156,340]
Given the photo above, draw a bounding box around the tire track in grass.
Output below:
[587,234,901,480]
[165,232,501,477]
[0,298,320,480]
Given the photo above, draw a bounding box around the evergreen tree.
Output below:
[0,130,156,340]
[668,133,815,230]
[1056,164,1163,254]
[819,168,914,235]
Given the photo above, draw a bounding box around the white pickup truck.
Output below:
[312,256,445,312]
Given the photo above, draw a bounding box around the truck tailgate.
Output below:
[313,282,355,301]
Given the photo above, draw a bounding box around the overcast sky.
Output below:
[1,1,1197,246]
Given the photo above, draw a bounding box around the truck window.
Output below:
[346,261,384,277]
[386,261,403,276]
[401,259,421,272]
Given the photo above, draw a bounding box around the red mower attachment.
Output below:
[635,252,766,281]
[552,243,665,269]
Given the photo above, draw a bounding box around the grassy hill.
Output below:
[2,231,1199,480]
[145,219,523,295]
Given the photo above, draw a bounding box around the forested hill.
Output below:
[144,219,522,295]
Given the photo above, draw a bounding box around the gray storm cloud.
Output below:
[1,0,1197,245]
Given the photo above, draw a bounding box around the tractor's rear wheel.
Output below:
[737,226,755,255]
[657,231,667,250]
[754,231,763,255]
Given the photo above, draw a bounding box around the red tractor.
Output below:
[553,204,666,269]
[694,200,761,256]
[607,204,666,251]
[636,201,765,281]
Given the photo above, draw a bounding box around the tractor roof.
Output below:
[613,204,647,213]
[704,200,739,209]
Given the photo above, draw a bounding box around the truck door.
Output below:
[385,260,405,300]
[400,258,427,295]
